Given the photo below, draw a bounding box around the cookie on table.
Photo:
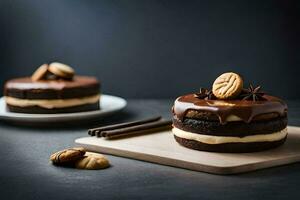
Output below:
[75,152,110,170]
[50,147,86,165]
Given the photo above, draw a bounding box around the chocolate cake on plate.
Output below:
[4,62,100,114]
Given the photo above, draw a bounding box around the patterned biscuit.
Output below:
[49,62,75,79]
[31,64,49,81]
[50,147,86,164]
[75,152,110,170]
[212,72,243,99]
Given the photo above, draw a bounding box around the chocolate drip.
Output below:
[173,94,287,124]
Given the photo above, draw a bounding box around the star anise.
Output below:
[240,84,266,101]
[194,88,216,100]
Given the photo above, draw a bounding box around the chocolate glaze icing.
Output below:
[5,76,99,90]
[173,94,287,124]
[4,76,100,99]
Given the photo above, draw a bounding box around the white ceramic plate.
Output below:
[0,94,127,122]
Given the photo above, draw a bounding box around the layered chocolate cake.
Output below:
[4,63,100,114]
[172,72,288,153]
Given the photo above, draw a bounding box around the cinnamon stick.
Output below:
[88,116,162,136]
[102,120,172,139]
[105,125,171,139]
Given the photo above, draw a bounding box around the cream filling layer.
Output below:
[172,127,287,144]
[225,115,243,122]
[5,94,100,109]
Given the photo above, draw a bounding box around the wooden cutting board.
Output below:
[75,126,300,174]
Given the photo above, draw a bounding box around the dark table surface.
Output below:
[0,99,300,200]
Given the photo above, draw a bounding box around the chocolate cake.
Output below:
[172,72,288,153]
[4,63,100,114]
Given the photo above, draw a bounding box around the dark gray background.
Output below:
[0,0,299,99]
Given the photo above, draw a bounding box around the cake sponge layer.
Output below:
[173,115,287,137]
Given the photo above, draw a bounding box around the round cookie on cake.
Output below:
[172,72,288,153]
[4,62,101,114]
